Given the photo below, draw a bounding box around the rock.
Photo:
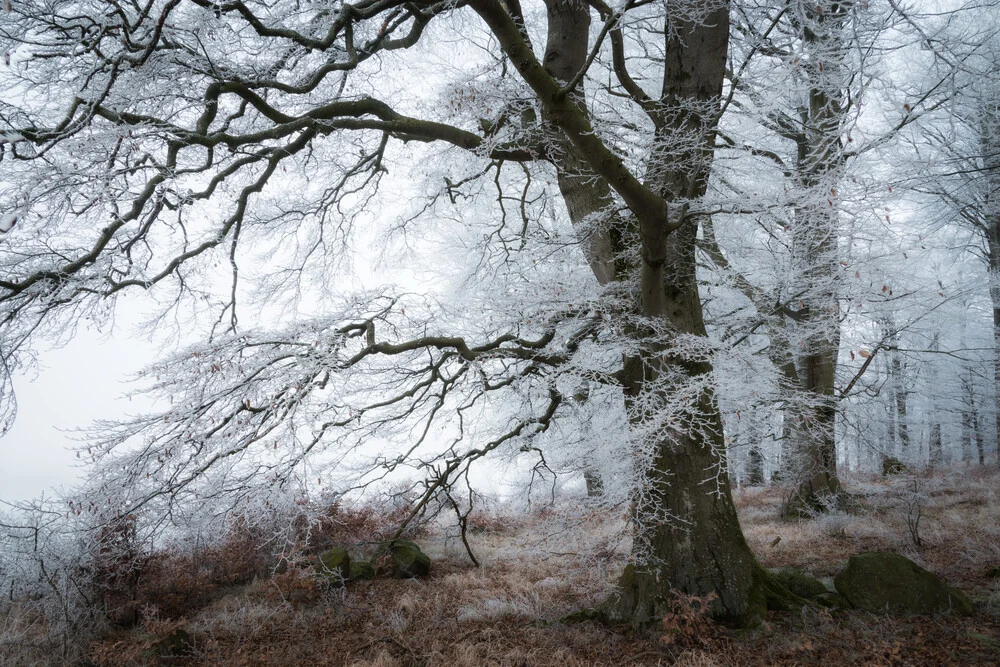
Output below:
[834,552,972,615]
[350,560,375,580]
[388,540,430,578]
[317,547,351,584]
[769,567,829,599]
[881,455,909,477]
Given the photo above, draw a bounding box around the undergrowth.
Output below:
[1,466,998,665]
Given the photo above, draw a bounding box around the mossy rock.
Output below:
[317,547,351,584]
[388,540,430,578]
[769,567,829,599]
[350,559,375,580]
[834,552,972,616]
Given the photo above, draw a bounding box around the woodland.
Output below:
[0,0,999,663]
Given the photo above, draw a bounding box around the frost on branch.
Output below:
[78,290,651,526]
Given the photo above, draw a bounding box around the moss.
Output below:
[349,559,375,580]
[317,547,351,584]
[388,540,430,578]
[769,567,829,599]
[742,564,809,628]
[834,552,973,616]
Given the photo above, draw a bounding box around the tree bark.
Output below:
[500,0,780,622]
[606,0,779,624]
[929,422,943,467]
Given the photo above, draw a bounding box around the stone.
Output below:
[350,560,375,580]
[881,455,909,477]
[317,547,351,584]
[834,552,972,615]
[769,567,829,599]
[388,540,430,578]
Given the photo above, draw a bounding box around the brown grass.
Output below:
[13,466,1000,665]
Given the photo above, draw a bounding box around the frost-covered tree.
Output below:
[699,0,920,504]
[894,0,1000,466]
[0,0,801,622]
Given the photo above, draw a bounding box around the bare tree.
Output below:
[0,0,797,623]
[898,0,1000,467]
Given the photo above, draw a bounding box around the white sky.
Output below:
[0,327,157,502]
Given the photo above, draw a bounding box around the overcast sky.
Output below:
[0,326,158,502]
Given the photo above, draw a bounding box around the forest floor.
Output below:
[18,466,1000,665]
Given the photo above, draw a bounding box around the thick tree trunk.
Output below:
[479,0,783,623]
[606,1,782,624]
[610,222,764,623]
[992,261,1000,464]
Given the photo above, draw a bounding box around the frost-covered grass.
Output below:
[4,466,1000,665]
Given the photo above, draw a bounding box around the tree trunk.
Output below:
[961,373,975,463]
[928,422,943,467]
[891,343,911,458]
[478,0,785,624]
[973,410,986,465]
[781,0,849,514]
[606,1,780,624]
[983,104,1000,466]
[746,446,765,486]
[612,220,763,623]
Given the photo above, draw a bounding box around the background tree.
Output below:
[908,8,1000,467]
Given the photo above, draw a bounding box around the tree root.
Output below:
[561,563,810,631]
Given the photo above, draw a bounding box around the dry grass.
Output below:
[8,466,1000,665]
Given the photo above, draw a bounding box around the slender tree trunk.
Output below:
[983,104,1000,465]
[781,0,849,514]
[927,332,943,467]
[973,410,986,465]
[746,446,765,485]
[892,346,911,457]
[961,373,975,463]
[961,410,973,463]
[928,422,943,467]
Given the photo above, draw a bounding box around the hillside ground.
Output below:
[4,466,1000,666]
